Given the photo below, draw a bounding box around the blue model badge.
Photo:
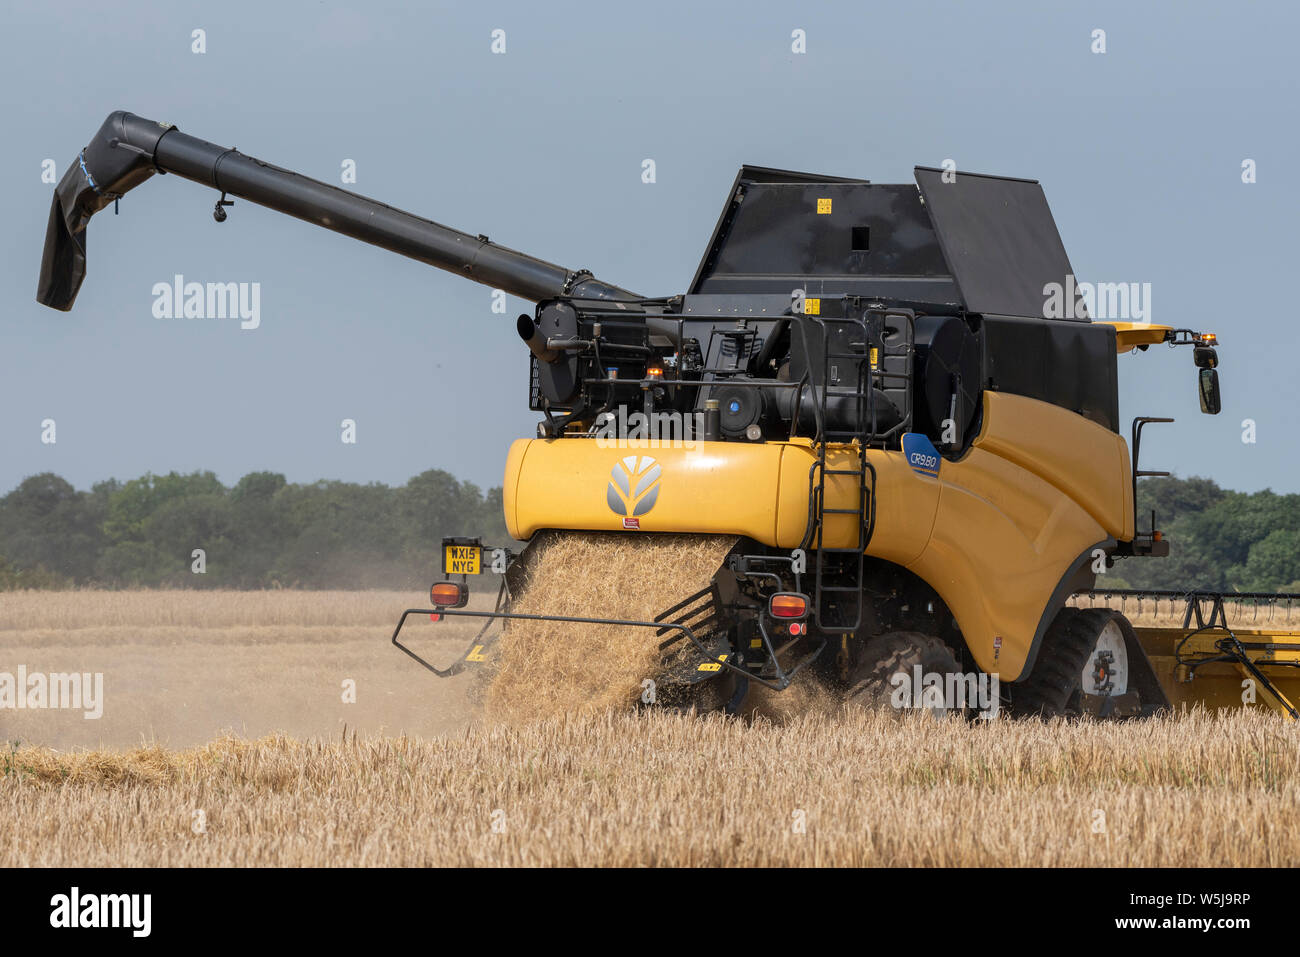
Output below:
[902,433,942,478]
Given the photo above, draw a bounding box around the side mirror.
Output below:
[1198,367,1221,415]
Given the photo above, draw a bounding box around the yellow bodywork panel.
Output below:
[1100,321,1172,352]
[505,438,808,545]
[503,392,1134,682]
[914,446,1107,680]
[974,392,1134,541]
[504,437,938,554]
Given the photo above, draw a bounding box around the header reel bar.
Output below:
[1085,588,1300,630]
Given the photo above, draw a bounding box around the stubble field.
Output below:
[2,588,1297,866]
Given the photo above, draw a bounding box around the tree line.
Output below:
[1109,476,1300,593]
[0,470,511,590]
[0,471,1297,592]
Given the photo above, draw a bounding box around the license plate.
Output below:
[443,545,481,575]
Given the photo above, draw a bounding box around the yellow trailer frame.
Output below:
[1138,627,1300,719]
[1081,590,1300,719]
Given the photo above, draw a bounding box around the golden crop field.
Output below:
[2,588,1297,867]
[0,588,481,751]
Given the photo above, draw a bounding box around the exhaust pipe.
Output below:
[516,314,560,363]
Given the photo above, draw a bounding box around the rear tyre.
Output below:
[1009,607,1147,719]
[845,631,962,716]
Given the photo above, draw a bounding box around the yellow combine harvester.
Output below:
[39,111,1296,719]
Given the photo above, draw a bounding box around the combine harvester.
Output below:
[39,111,1299,719]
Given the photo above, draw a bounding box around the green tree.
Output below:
[0,473,104,580]
[140,493,237,586]
[102,471,226,544]
[1240,528,1300,592]
[228,472,290,586]
[0,554,71,589]
[1186,491,1300,589]
[1136,475,1226,526]
[1120,475,1228,590]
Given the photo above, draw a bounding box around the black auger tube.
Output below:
[38,111,637,311]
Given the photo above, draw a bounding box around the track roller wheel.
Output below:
[1009,607,1160,719]
[845,631,963,716]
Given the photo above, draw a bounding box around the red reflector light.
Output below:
[789,622,803,635]
[769,593,808,619]
[431,582,467,608]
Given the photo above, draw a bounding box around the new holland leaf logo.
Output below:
[607,455,661,528]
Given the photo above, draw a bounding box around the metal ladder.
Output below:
[807,311,875,634]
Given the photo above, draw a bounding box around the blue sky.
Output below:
[2,0,1296,493]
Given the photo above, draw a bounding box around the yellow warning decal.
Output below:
[465,645,488,662]
[749,638,762,649]
[804,298,821,316]
[870,347,879,368]
[816,197,832,214]
[698,653,729,672]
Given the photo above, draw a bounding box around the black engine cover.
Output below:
[534,301,580,404]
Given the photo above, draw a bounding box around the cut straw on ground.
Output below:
[3,708,1296,867]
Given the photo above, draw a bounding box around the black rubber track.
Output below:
[846,631,962,712]
[1008,607,1127,718]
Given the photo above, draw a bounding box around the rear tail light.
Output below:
[768,592,809,619]
[431,581,468,608]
